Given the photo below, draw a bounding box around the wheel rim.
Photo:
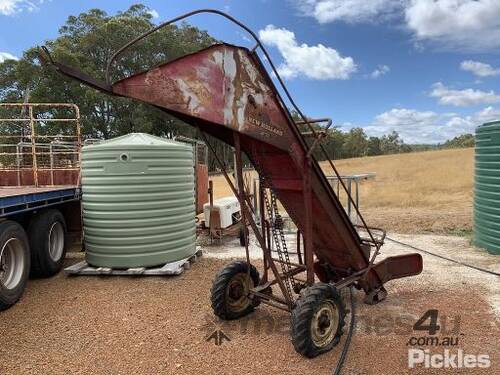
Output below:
[225,273,253,313]
[48,221,64,262]
[0,238,25,290]
[310,300,340,348]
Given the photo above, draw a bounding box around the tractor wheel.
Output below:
[291,283,346,358]
[211,261,260,320]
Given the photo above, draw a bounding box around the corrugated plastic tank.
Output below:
[81,133,196,268]
[474,120,500,254]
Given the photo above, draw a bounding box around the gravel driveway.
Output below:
[1,234,498,374]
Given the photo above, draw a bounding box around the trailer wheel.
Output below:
[0,221,30,310]
[211,261,260,320]
[28,209,67,278]
[291,283,346,358]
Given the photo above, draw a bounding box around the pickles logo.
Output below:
[408,349,491,369]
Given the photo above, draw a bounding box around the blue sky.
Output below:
[1,0,500,143]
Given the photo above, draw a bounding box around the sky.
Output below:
[1,0,500,144]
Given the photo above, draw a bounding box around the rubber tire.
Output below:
[0,221,30,311]
[291,283,346,358]
[28,209,67,278]
[211,261,260,320]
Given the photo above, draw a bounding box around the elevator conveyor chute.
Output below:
[42,9,423,358]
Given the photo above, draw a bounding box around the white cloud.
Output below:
[258,24,356,80]
[374,108,439,127]
[430,82,500,107]
[405,0,500,51]
[363,106,500,143]
[0,0,43,16]
[237,32,252,44]
[444,107,500,131]
[294,0,401,24]
[460,60,500,77]
[370,64,390,79]
[365,108,448,143]
[147,9,159,19]
[474,106,500,124]
[293,0,500,51]
[0,51,18,62]
[0,0,21,15]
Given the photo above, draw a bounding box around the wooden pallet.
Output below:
[64,248,203,276]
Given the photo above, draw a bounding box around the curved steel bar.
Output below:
[107,9,257,85]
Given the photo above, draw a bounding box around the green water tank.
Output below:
[474,120,500,254]
[81,133,196,268]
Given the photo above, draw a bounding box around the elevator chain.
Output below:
[258,172,297,305]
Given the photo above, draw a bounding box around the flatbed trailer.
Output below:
[0,103,82,310]
[0,186,80,217]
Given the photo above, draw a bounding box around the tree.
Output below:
[380,131,403,154]
[0,4,247,170]
[366,136,382,156]
[343,128,368,158]
[0,5,218,137]
[442,134,475,149]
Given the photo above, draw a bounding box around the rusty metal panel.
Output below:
[372,254,423,284]
[113,45,294,151]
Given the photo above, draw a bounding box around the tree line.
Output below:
[303,126,474,161]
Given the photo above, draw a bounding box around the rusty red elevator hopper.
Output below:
[47,36,422,303]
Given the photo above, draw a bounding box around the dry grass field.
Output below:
[209,148,474,234]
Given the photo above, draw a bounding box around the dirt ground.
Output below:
[1,233,498,375]
[361,206,473,234]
